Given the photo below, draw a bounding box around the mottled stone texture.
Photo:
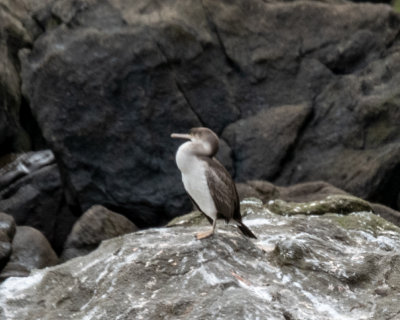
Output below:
[1,199,400,319]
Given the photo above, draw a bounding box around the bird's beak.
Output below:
[171,133,192,140]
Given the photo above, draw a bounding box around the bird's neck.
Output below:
[175,141,212,173]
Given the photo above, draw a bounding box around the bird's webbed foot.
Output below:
[195,229,214,240]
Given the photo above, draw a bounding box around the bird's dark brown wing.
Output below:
[200,156,240,222]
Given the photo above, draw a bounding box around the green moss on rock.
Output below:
[323,211,400,236]
[166,211,208,227]
[266,195,372,216]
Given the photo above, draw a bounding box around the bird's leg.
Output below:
[196,219,216,240]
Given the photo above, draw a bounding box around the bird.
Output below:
[171,127,257,240]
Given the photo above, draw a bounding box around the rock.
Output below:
[21,22,201,226]
[274,181,349,203]
[222,103,312,181]
[237,180,400,226]
[237,180,348,203]
[211,0,400,212]
[61,205,138,260]
[0,0,56,37]
[1,198,400,319]
[0,213,16,270]
[0,153,19,170]
[172,194,374,223]
[0,150,54,189]
[266,194,373,216]
[0,226,58,281]
[167,198,259,228]
[370,203,400,227]
[275,51,400,208]
[167,210,209,228]
[17,0,400,226]
[0,150,77,253]
[323,211,400,236]
[0,0,52,156]
[0,3,31,155]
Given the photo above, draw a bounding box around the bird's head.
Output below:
[171,127,219,157]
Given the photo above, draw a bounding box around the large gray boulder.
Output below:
[0,198,399,319]
[16,0,400,227]
[61,205,138,260]
[0,226,58,281]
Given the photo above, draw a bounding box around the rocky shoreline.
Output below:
[1,0,400,318]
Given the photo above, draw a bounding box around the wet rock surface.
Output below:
[61,205,138,261]
[1,198,399,320]
[0,150,77,252]
[0,226,58,281]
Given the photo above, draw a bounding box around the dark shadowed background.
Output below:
[1,0,400,252]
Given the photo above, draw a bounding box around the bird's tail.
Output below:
[238,222,257,239]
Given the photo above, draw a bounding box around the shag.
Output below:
[171,127,257,240]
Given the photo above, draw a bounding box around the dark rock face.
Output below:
[0,226,58,281]
[0,150,77,253]
[17,0,400,227]
[223,103,312,181]
[276,74,400,208]
[0,213,16,270]
[0,3,30,155]
[1,199,400,319]
[0,0,51,155]
[61,205,138,260]
[20,17,209,225]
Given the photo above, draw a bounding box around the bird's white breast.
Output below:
[175,143,217,220]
